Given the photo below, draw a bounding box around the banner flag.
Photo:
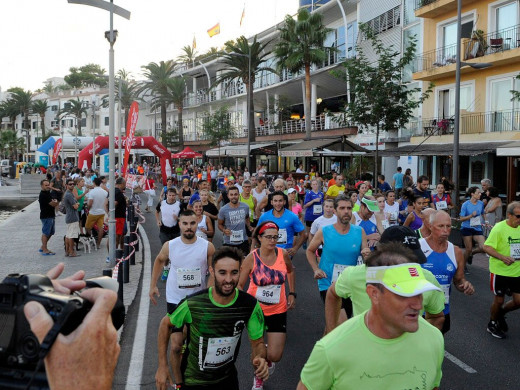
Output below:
[123,101,139,178]
[207,23,220,37]
[52,138,62,165]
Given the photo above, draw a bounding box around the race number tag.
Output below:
[255,284,282,304]
[442,284,450,305]
[196,230,207,239]
[510,243,520,260]
[230,230,243,243]
[313,204,323,215]
[389,212,398,224]
[176,268,202,288]
[338,191,344,195]
[203,335,240,369]
[357,256,364,266]
[382,220,390,230]
[277,229,287,245]
[332,264,348,283]
[436,201,447,210]
[470,216,481,227]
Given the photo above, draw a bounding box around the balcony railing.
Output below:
[414,0,438,11]
[254,114,354,137]
[413,24,520,73]
[408,110,520,137]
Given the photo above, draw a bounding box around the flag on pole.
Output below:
[123,101,139,178]
[240,5,245,27]
[207,23,220,37]
[52,138,62,165]
[192,35,196,49]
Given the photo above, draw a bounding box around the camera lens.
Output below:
[21,333,39,360]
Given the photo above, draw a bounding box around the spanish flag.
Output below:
[192,36,196,49]
[207,23,220,37]
[240,5,245,27]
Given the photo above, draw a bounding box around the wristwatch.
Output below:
[289,292,297,298]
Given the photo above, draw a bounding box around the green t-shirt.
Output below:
[334,264,445,316]
[175,167,183,175]
[300,313,444,390]
[485,220,520,276]
[168,288,264,386]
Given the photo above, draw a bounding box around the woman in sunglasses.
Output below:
[238,221,295,390]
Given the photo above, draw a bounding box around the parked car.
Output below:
[0,159,11,176]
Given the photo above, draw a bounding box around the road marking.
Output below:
[125,226,152,390]
[445,351,477,374]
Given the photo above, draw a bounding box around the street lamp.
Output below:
[452,0,492,210]
[67,0,130,265]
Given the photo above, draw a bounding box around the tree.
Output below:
[63,98,87,136]
[274,8,332,140]
[333,23,433,182]
[164,77,188,150]
[7,88,33,131]
[197,47,221,62]
[177,45,198,68]
[64,64,107,88]
[0,98,19,130]
[202,106,235,164]
[140,60,177,142]
[115,69,140,130]
[0,130,25,159]
[31,99,49,139]
[214,35,275,167]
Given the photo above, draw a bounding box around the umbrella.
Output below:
[172,146,202,159]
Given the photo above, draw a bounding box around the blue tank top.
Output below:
[318,224,363,291]
[419,238,457,314]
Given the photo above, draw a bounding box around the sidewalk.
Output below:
[0,199,146,320]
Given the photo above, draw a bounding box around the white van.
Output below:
[0,159,10,176]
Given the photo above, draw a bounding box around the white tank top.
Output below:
[196,215,208,239]
[253,187,267,205]
[160,200,180,227]
[166,236,209,304]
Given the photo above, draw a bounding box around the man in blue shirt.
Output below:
[257,191,307,257]
[392,167,404,196]
[377,175,392,193]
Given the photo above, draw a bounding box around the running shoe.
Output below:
[487,321,506,339]
[267,361,275,376]
[251,376,263,390]
[161,269,169,281]
[497,313,509,333]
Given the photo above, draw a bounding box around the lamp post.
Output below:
[452,0,492,210]
[67,0,130,265]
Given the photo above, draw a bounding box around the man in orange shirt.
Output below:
[328,172,337,188]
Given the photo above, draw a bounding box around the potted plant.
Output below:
[471,30,488,57]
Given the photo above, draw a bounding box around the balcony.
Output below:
[414,0,479,19]
[413,24,520,81]
[408,110,520,137]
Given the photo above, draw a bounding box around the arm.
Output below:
[238,253,254,290]
[483,244,515,266]
[156,316,174,390]
[155,209,162,227]
[360,230,371,258]
[218,218,230,236]
[325,282,343,333]
[250,337,268,381]
[485,198,500,214]
[303,193,317,209]
[403,212,414,227]
[149,242,170,304]
[425,311,445,332]
[283,249,296,310]
[306,229,326,279]
[256,196,268,215]
[205,217,214,238]
[288,227,307,257]
[452,246,474,295]
[206,243,215,287]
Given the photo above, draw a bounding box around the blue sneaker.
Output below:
[161,269,169,281]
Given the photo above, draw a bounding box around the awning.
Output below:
[373,142,512,157]
[205,143,277,157]
[278,138,367,157]
[496,141,520,156]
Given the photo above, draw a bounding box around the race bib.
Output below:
[442,284,450,305]
[338,190,344,195]
[382,220,390,230]
[203,335,239,369]
[196,230,207,239]
[230,230,243,243]
[255,284,282,304]
[332,264,348,283]
[277,229,287,245]
[436,201,447,210]
[470,216,481,227]
[510,243,520,260]
[313,204,323,215]
[389,211,398,223]
[176,268,202,289]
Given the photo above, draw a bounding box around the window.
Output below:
[496,2,518,31]
[51,121,58,128]
[346,21,357,59]
[404,0,417,26]
[104,117,109,126]
[364,6,400,36]
[80,118,86,127]
[437,84,473,118]
[403,24,420,82]
[64,102,71,110]
[490,77,520,111]
[51,105,58,111]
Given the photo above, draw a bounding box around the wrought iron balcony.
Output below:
[414,0,438,10]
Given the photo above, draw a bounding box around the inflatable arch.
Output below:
[78,136,172,185]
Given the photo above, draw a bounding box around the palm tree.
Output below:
[64,98,87,136]
[0,99,19,130]
[115,69,140,130]
[8,88,33,131]
[177,45,198,68]
[0,130,25,159]
[31,99,49,139]
[139,60,177,142]
[214,35,275,149]
[274,8,332,140]
[165,77,188,150]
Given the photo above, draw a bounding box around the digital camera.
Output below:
[0,273,125,389]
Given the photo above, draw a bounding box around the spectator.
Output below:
[392,167,404,196]
[377,175,391,193]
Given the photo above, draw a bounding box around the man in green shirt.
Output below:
[299,242,444,390]
[484,201,520,339]
[325,225,445,333]
[156,247,269,390]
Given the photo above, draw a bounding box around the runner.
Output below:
[159,177,175,201]
[200,189,219,242]
[256,191,307,256]
[218,186,252,256]
[306,194,369,320]
[143,174,156,212]
[308,199,337,244]
[193,199,213,240]
[303,179,324,244]
[325,225,445,333]
[431,182,452,211]
[420,210,475,333]
[179,178,193,212]
[324,174,345,200]
[155,247,269,390]
[155,188,181,281]
[256,179,288,214]
[383,190,399,227]
[238,221,295,390]
[239,180,258,227]
[252,177,269,217]
[403,194,425,232]
[483,201,520,339]
[151,210,215,388]
[288,188,303,222]
[459,186,486,266]
[352,197,383,249]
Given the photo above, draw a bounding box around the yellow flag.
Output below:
[192,36,196,49]
[240,6,245,27]
[207,23,220,37]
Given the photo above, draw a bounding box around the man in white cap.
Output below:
[353,197,384,248]
[298,242,444,390]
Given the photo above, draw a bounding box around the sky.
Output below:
[0,0,299,92]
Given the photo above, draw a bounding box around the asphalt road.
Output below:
[114,213,520,390]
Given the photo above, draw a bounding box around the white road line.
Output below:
[445,351,477,374]
[125,226,152,390]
